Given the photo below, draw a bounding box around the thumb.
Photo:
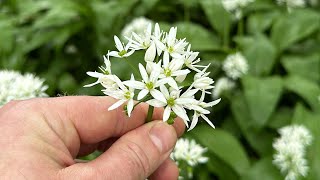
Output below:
[59,121,178,179]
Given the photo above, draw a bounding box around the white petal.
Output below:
[83,81,99,87]
[175,98,196,105]
[172,69,190,77]
[123,80,145,89]
[108,51,120,58]
[163,51,170,68]
[201,114,215,129]
[87,71,103,78]
[145,43,156,62]
[175,74,187,83]
[205,98,221,107]
[139,63,149,82]
[167,78,179,90]
[124,49,135,57]
[127,99,134,117]
[172,105,189,123]
[138,89,149,100]
[163,106,171,121]
[114,35,124,51]
[160,85,170,98]
[150,89,167,103]
[181,89,198,98]
[146,99,166,107]
[188,112,199,131]
[108,99,126,111]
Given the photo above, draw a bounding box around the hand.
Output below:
[0,96,185,179]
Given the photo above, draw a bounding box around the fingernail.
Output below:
[149,122,176,153]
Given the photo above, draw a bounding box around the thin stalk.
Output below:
[237,18,244,37]
[146,105,154,123]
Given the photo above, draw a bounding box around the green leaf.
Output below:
[268,107,293,129]
[282,54,320,83]
[284,75,320,113]
[271,9,320,51]
[199,0,232,48]
[248,11,280,34]
[174,22,220,51]
[241,157,283,180]
[190,125,250,176]
[231,93,275,156]
[235,34,277,76]
[242,76,283,128]
[292,104,320,180]
[206,153,239,180]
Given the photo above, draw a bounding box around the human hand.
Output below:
[0,96,185,179]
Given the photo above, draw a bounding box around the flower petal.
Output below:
[163,106,171,122]
[114,35,124,51]
[87,71,104,78]
[146,99,166,107]
[160,85,170,98]
[139,63,149,82]
[188,112,199,131]
[145,42,156,62]
[205,98,221,107]
[172,105,189,124]
[108,99,126,111]
[201,114,215,129]
[127,99,134,117]
[123,80,145,89]
[150,89,167,103]
[138,89,149,100]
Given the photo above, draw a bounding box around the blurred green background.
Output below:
[1,0,320,179]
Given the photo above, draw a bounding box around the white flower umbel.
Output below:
[212,77,235,98]
[222,52,249,80]
[222,0,255,19]
[273,125,313,180]
[85,23,220,130]
[276,0,306,11]
[121,17,153,38]
[171,138,208,178]
[0,70,48,106]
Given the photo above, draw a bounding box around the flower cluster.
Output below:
[121,17,153,38]
[212,52,248,98]
[276,0,307,11]
[273,125,313,180]
[222,52,248,80]
[171,138,208,179]
[0,70,48,106]
[222,0,255,19]
[85,23,220,131]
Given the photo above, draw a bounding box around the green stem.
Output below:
[146,105,154,123]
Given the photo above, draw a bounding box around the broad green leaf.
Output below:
[0,20,14,54]
[242,76,283,128]
[248,11,280,34]
[241,157,283,180]
[174,22,220,51]
[284,75,320,113]
[231,93,275,155]
[190,125,250,176]
[199,0,232,48]
[235,34,277,76]
[271,9,320,51]
[282,54,320,83]
[206,153,239,180]
[292,104,320,180]
[133,0,159,16]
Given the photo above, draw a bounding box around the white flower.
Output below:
[0,70,48,106]
[212,77,235,98]
[104,75,135,117]
[192,65,215,93]
[187,91,221,131]
[222,52,249,80]
[276,0,306,11]
[108,36,135,58]
[171,138,208,167]
[124,63,168,102]
[121,17,153,38]
[222,0,255,19]
[146,85,198,126]
[273,125,313,180]
[179,44,203,73]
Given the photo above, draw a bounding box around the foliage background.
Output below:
[0,0,320,179]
